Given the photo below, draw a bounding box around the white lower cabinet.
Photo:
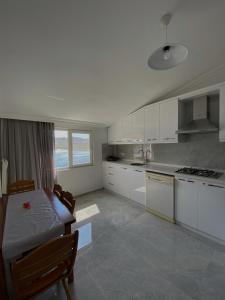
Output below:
[175,178,199,228]
[103,162,146,205]
[175,177,225,242]
[117,166,132,198]
[130,169,146,206]
[198,182,225,241]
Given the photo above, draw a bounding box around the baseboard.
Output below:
[176,221,225,247]
[75,187,104,198]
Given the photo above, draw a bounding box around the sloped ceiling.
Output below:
[1,0,225,126]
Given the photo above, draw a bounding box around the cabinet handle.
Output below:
[147,138,152,141]
[208,184,224,189]
[135,170,143,172]
[152,138,157,141]
[178,178,186,181]
[187,180,194,183]
[108,182,114,186]
[108,173,114,175]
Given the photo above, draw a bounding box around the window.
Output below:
[72,132,92,166]
[54,130,93,169]
[54,130,69,169]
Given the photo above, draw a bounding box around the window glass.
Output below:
[72,132,92,166]
[54,130,69,169]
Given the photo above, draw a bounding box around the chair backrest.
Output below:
[11,231,79,300]
[53,184,63,198]
[8,180,35,195]
[60,191,76,215]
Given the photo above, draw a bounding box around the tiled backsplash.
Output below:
[104,133,225,170]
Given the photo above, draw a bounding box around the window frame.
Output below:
[55,128,94,170]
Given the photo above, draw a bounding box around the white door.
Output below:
[159,97,178,143]
[175,177,199,228]
[130,169,146,205]
[198,182,225,241]
[145,103,160,144]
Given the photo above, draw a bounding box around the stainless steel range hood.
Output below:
[176,96,218,134]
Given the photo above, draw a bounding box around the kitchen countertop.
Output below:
[103,160,225,186]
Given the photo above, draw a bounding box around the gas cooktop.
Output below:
[176,167,223,179]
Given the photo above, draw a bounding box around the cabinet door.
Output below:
[131,108,145,143]
[108,125,115,144]
[175,178,199,228]
[117,166,132,198]
[219,85,225,142]
[130,169,146,205]
[103,163,121,193]
[145,103,160,143]
[159,97,178,143]
[108,122,123,144]
[122,115,133,143]
[198,182,225,241]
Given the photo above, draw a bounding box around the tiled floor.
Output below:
[39,189,225,300]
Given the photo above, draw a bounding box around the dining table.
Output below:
[0,188,75,300]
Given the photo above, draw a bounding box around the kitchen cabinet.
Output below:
[131,108,145,143]
[122,115,133,143]
[175,177,199,228]
[198,182,225,241]
[159,97,178,143]
[130,169,146,205]
[108,109,144,144]
[102,163,120,193]
[145,103,160,143]
[117,166,132,198]
[103,162,146,206]
[108,121,123,144]
[219,85,225,142]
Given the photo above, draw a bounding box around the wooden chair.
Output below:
[53,184,63,198]
[60,191,76,215]
[11,231,79,300]
[8,180,35,195]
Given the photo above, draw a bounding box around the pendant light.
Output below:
[148,13,188,70]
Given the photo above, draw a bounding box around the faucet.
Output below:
[138,148,144,161]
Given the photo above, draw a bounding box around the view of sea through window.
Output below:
[54,130,92,169]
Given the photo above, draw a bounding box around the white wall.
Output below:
[56,127,107,196]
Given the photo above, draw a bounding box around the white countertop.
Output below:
[103,160,225,186]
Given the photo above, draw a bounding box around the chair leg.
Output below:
[62,278,72,300]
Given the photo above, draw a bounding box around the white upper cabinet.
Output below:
[108,121,123,144]
[219,85,225,142]
[131,108,145,143]
[159,97,178,143]
[122,115,133,142]
[108,109,144,144]
[145,103,160,144]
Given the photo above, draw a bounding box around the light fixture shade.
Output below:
[148,43,188,70]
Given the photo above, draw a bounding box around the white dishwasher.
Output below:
[146,171,175,223]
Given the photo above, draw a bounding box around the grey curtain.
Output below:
[0,118,55,189]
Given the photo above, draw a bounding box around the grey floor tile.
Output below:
[38,189,225,299]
